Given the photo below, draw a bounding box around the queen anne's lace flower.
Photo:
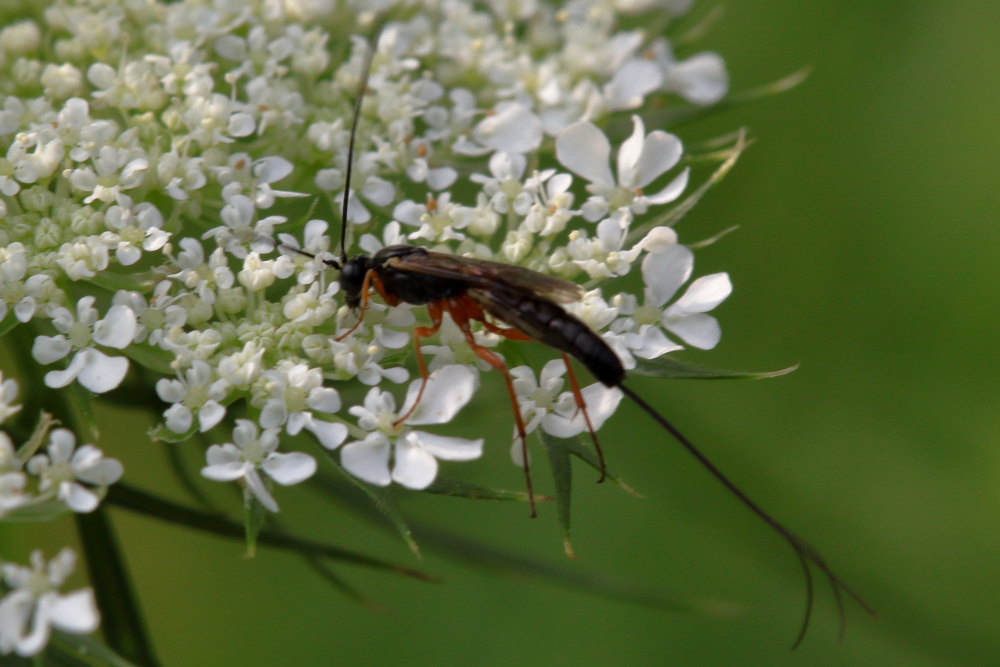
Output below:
[612,241,733,366]
[0,549,99,657]
[339,365,484,490]
[256,362,347,450]
[31,296,135,393]
[557,115,689,222]
[201,419,317,512]
[510,360,623,465]
[25,429,123,514]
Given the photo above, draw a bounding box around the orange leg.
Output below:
[445,297,537,517]
[394,301,444,426]
[561,354,606,483]
[335,269,399,342]
[478,318,532,342]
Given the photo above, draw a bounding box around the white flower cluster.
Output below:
[0,375,106,657]
[0,1,733,518]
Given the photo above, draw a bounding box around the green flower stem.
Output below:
[75,508,160,667]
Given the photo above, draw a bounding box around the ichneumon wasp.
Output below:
[277,18,876,648]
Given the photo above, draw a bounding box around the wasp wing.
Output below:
[387,251,584,304]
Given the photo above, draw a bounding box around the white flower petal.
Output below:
[362,177,395,205]
[391,434,438,490]
[163,404,192,433]
[306,387,340,413]
[63,481,99,512]
[340,434,391,486]
[605,60,662,111]
[262,452,316,486]
[667,52,728,105]
[198,401,226,432]
[115,244,141,266]
[402,365,478,425]
[409,430,483,462]
[47,589,99,634]
[12,592,51,656]
[671,272,732,313]
[627,325,682,359]
[304,419,348,450]
[664,313,722,349]
[616,116,646,187]
[542,385,623,438]
[228,112,255,137]
[243,468,278,512]
[43,352,87,389]
[75,458,123,486]
[643,168,689,205]
[634,131,683,189]
[92,304,137,349]
[642,244,693,307]
[32,335,71,364]
[426,167,457,190]
[556,122,614,188]
[473,103,542,153]
[76,348,128,393]
[201,460,247,482]
[253,156,293,184]
[259,400,286,428]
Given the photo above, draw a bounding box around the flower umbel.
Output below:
[0,0,764,658]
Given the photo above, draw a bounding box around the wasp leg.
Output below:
[336,269,399,342]
[560,354,606,483]
[478,318,532,342]
[445,297,537,517]
[394,301,444,427]
[477,320,606,482]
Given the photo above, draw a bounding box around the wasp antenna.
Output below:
[340,17,387,265]
[276,242,341,270]
[617,383,876,646]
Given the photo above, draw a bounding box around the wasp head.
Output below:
[339,255,371,309]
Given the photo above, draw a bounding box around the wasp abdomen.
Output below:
[474,289,625,387]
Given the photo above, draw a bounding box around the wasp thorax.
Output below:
[339,255,371,309]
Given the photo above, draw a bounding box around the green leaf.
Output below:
[68,383,99,443]
[0,313,19,338]
[423,476,541,502]
[552,433,642,498]
[85,269,160,294]
[120,343,174,376]
[632,356,799,380]
[413,521,722,616]
[148,421,197,444]
[298,472,711,616]
[48,629,141,667]
[322,456,421,558]
[643,67,812,129]
[1,499,72,523]
[107,483,434,581]
[628,129,749,243]
[541,432,576,559]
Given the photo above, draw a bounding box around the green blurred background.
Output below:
[7,1,1000,664]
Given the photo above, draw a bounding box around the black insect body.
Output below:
[281,20,876,648]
